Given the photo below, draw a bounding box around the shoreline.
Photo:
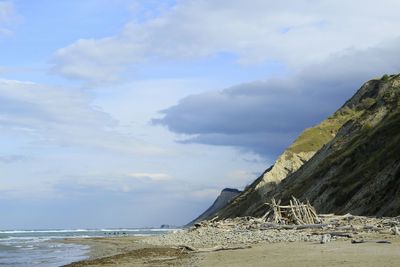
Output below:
[60,236,147,260]
[60,229,400,267]
[60,236,194,267]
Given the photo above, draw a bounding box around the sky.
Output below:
[1,0,400,229]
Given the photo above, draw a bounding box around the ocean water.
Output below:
[0,228,176,267]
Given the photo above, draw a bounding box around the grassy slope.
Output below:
[288,108,360,154]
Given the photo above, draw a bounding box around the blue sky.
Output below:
[1,0,400,229]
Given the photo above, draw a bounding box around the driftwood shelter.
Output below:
[262,197,320,225]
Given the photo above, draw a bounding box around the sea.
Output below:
[0,228,176,267]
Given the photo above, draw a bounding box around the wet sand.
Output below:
[61,234,400,267]
[61,236,194,266]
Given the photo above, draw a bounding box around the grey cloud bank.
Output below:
[154,38,400,157]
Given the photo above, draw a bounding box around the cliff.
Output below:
[197,74,400,221]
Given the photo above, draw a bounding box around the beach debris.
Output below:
[351,239,392,244]
[186,197,400,238]
[146,214,400,249]
[376,240,392,244]
[197,245,252,252]
[262,197,320,225]
[320,234,331,244]
[194,223,202,228]
[392,226,400,235]
[176,244,252,253]
[145,198,400,250]
[177,245,197,252]
[328,232,353,238]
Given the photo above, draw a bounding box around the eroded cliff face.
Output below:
[256,111,358,195]
[211,90,360,219]
[255,151,315,195]
[272,74,400,216]
[196,74,400,221]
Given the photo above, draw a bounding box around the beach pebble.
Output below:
[144,227,321,248]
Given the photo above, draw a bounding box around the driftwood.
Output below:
[295,224,329,230]
[351,239,365,244]
[192,198,400,244]
[353,240,391,244]
[259,224,295,230]
[263,197,320,225]
[318,213,336,217]
[328,232,354,238]
[259,223,329,230]
[177,245,251,253]
[335,225,354,231]
[197,245,252,252]
[210,216,219,222]
[363,225,381,231]
[393,226,400,235]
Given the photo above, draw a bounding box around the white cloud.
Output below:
[52,0,400,85]
[127,172,172,182]
[60,172,172,194]
[0,154,27,163]
[0,1,17,36]
[0,66,38,74]
[0,79,164,155]
[0,1,13,21]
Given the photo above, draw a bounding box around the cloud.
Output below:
[127,172,172,182]
[51,0,400,85]
[0,66,38,74]
[0,79,163,155]
[0,1,17,36]
[153,37,400,157]
[0,154,27,163]
[55,172,172,195]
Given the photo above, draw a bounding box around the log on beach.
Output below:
[351,239,392,244]
[177,245,252,253]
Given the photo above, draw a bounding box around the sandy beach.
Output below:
[61,231,400,267]
[61,236,194,266]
